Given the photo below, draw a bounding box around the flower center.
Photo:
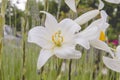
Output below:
[99,31,106,41]
[52,30,64,47]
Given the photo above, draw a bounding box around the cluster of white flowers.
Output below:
[28,0,120,72]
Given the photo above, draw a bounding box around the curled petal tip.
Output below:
[98,0,104,10]
[65,0,77,12]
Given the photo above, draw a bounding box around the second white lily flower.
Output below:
[75,10,114,57]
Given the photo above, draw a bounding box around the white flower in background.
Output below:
[90,11,112,51]
[10,0,27,11]
[75,10,114,57]
[103,45,120,72]
[86,10,109,42]
[28,11,91,70]
[105,0,120,4]
[74,9,100,25]
[64,0,77,12]
[88,10,112,53]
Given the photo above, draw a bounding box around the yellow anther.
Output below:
[52,30,64,47]
[99,31,106,41]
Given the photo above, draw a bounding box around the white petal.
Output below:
[40,11,58,33]
[75,38,90,49]
[57,19,81,44]
[74,10,100,25]
[75,27,99,49]
[100,10,108,22]
[77,26,99,40]
[103,56,120,72]
[65,0,77,12]
[59,18,81,34]
[86,18,109,32]
[66,50,81,59]
[86,19,101,29]
[28,26,52,49]
[55,49,81,59]
[37,49,53,70]
[116,45,120,53]
[116,45,120,59]
[105,0,120,4]
[98,0,104,10]
[90,40,114,57]
[54,44,81,59]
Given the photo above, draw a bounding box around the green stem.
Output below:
[56,0,61,20]
[68,59,72,80]
[21,1,30,80]
[0,0,8,80]
[56,59,64,80]
[21,17,26,80]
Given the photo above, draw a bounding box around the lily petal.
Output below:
[59,18,81,34]
[40,11,58,33]
[75,26,99,49]
[66,50,81,59]
[98,0,104,10]
[28,26,52,49]
[54,44,81,59]
[105,0,120,4]
[75,38,90,49]
[86,18,109,32]
[103,56,120,72]
[74,10,100,25]
[55,49,81,59]
[116,45,120,59]
[77,26,99,40]
[90,40,114,57]
[65,0,77,12]
[116,45,120,53]
[37,49,53,70]
[100,10,108,22]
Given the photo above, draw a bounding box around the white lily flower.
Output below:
[64,0,77,12]
[103,45,120,72]
[76,10,114,57]
[74,10,100,25]
[28,11,90,70]
[86,10,109,40]
[105,0,120,4]
[89,11,113,54]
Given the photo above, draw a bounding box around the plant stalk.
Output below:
[68,59,72,80]
[0,0,8,80]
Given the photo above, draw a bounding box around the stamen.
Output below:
[99,31,106,41]
[52,30,64,47]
